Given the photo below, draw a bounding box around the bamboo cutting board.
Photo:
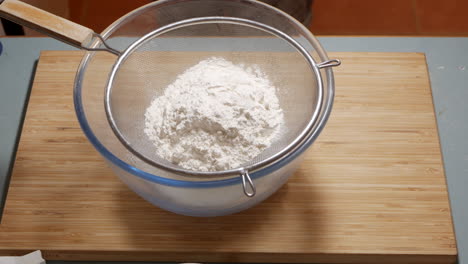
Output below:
[0,51,457,263]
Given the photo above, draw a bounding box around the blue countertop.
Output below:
[0,37,467,263]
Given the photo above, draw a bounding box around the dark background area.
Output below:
[1,0,467,36]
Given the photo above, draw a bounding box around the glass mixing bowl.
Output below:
[74,0,337,217]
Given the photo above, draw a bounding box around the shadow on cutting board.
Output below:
[113,162,324,259]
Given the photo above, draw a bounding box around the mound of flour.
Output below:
[144,57,284,172]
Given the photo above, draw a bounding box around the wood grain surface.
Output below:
[0,51,457,263]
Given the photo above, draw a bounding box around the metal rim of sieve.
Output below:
[104,16,340,197]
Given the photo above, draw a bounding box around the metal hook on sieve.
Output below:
[81,33,121,56]
[241,170,256,197]
[316,59,341,69]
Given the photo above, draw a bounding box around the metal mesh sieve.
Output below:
[104,17,339,196]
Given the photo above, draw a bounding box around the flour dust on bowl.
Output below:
[24,0,339,216]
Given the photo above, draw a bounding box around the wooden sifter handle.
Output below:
[0,0,94,48]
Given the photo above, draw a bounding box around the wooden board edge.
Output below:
[418,52,459,257]
[0,250,457,264]
[0,51,42,224]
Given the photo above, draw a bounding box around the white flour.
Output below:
[144,57,284,172]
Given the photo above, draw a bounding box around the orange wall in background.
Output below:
[69,0,151,33]
[11,0,468,37]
